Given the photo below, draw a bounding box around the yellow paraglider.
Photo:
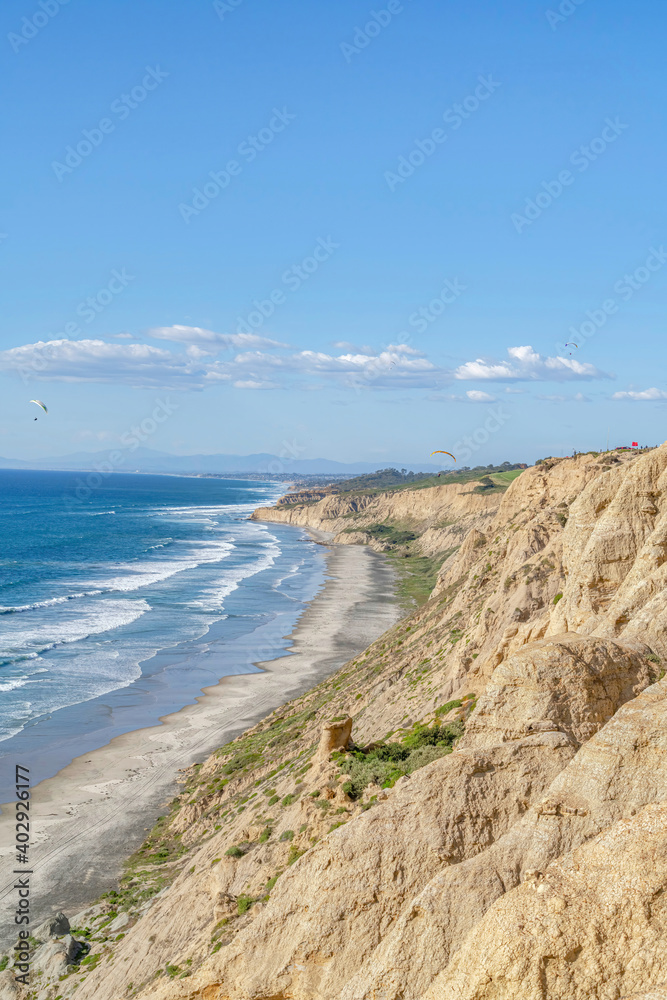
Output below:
[431,450,456,462]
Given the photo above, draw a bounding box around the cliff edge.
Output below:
[13,447,667,1000]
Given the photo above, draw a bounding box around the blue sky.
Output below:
[1,0,666,466]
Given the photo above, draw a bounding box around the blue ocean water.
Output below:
[0,470,326,784]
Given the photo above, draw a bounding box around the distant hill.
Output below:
[0,447,441,476]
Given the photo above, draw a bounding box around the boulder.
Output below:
[33,910,69,941]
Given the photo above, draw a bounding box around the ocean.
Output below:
[0,470,326,796]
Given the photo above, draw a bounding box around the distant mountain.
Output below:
[0,447,439,476]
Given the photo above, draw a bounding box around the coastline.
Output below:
[0,536,402,942]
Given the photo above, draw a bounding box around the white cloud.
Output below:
[504,386,526,394]
[455,345,610,382]
[0,338,212,389]
[148,324,285,352]
[466,389,496,402]
[537,392,590,403]
[233,379,278,390]
[612,387,667,401]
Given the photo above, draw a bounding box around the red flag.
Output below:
[632,442,638,447]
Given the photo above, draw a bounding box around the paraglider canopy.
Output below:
[30,400,48,413]
[430,450,456,462]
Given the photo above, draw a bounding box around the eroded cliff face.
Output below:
[252,479,502,558]
[36,447,667,1000]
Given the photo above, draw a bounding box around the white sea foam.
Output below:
[0,599,151,660]
[0,590,104,614]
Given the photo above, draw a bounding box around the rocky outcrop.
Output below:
[31,446,667,1000]
[425,803,667,1000]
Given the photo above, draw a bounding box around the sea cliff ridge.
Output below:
[7,447,667,1000]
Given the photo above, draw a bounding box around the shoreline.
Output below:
[0,536,402,943]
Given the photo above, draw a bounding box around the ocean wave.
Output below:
[0,599,151,661]
[0,590,104,614]
[193,535,281,610]
[88,540,236,593]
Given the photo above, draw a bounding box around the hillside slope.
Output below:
[12,447,667,1000]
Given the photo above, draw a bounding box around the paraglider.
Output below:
[564,342,578,356]
[430,450,456,462]
[30,399,47,420]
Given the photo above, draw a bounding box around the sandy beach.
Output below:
[0,535,401,945]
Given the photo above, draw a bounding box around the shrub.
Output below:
[258,827,272,843]
[338,722,463,799]
[267,795,279,806]
[435,699,461,717]
[225,845,244,858]
[237,895,254,915]
[553,593,563,604]
[279,830,294,842]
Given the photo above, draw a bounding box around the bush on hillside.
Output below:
[337,722,463,799]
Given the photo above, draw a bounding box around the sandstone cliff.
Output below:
[18,446,667,1000]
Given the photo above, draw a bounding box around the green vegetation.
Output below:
[336,722,464,799]
[337,468,435,492]
[388,551,455,608]
[129,813,186,867]
[236,894,254,915]
[490,469,524,485]
[225,845,245,858]
[553,593,563,604]
[335,463,527,499]
[344,523,417,547]
[279,830,295,842]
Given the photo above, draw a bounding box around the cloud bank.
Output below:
[455,345,609,382]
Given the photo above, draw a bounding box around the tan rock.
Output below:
[424,804,667,1000]
[316,717,353,758]
[199,734,573,1000]
[462,633,651,748]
